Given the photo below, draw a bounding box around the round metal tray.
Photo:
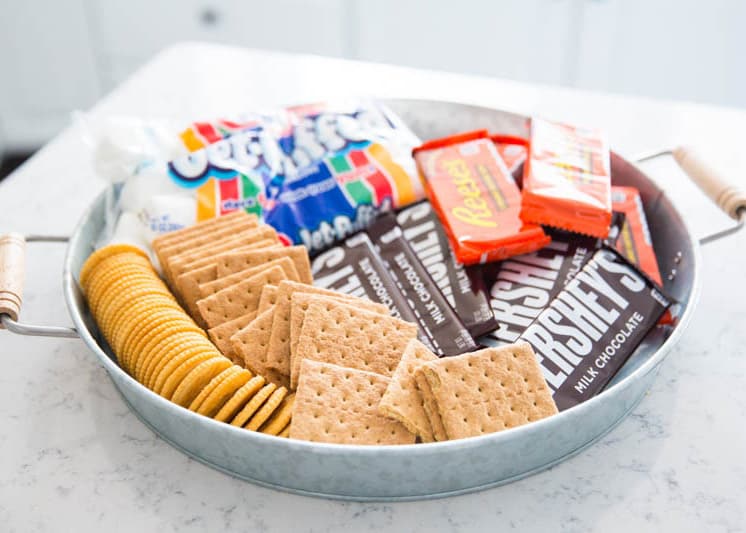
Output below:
[53,99,702,500]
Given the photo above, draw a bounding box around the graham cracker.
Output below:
[418,342,558,440]
[175,263,218,326]
[207,311,258,364]
[168,226,277,281]
[378,339,439,442]
[414,370,448,441]
[290,360,415,445]
[290,299,417,389]
[198,257,298,300]
[257,285,279,314]
[231,307,290,389]
[174,240,280,302]
[285,290,389,377]
[215,246,312,284]
[196,265,288,328]
[152,211,254,252]
[266,281,389,376]
[157,218,258,278]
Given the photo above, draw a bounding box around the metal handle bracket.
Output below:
[634,148,746,245]
[0,234,79,339]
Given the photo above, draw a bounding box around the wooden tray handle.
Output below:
[673,146,746,220]
[0,233,26,327]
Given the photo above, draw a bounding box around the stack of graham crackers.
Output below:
[146,212,559,444]
[288,329,558,444]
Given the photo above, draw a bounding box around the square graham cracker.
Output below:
[167,225,277,281]
[413,371,448,441]
[290,299,417,389]
[257,285,279,314]
[174,240,280,316]
[198,257,297,300]
[175,263,219,325]
[289,360,415,445]
[156,218,258,279]
[152,211,254,252]
[152,212,257,272]
[266,281,389,376]
[378,339,439,442]
[196,265,288,328]
[418,342,558,440]
[215,246,312,284]
[231,307,289,388]
[169,235,277,285]
[208,311,258,364]
[288,292,389,377]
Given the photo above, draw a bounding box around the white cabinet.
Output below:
[90,0,349,90]
[0,1,100,151]
[575,0,746,108]
[1,0,746,155]
[352,0,579,86]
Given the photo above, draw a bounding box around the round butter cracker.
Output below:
[170,357,233,407]
[79,245,149,289]
[187,366,243,412]
[149,337,218,394]
[246,387,287,431]
[260,393,295,436]
[213,375,266,423]
[109,298,191,354]
[119,311,201,371]
[134,331,204,383]
[195,368,253,417]
[230,383,277,428]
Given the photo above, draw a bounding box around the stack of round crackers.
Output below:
[79,243,294,436]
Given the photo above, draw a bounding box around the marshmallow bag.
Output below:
[88,101,423,259]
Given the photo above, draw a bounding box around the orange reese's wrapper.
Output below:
[521,118,612,238]
[413,130,549,265]
[611,186,663,286]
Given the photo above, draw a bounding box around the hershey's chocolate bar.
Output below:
[396,201,497,337]
[519,247,671,411]
[311,232,419,326]
[367,213,477,355]
[481,229,599,346]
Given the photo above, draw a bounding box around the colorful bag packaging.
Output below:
[102,100,424,253]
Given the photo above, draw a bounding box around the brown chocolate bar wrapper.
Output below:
[311,231,420,326]
[519,246,671,411]
[367,213,477,356]
[396,201,497,337]
[480,228,600,346]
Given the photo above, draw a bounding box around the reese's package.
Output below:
[413,130,549,265]
[520,118,612,238]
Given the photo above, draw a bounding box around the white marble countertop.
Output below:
[1,43,745,532]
